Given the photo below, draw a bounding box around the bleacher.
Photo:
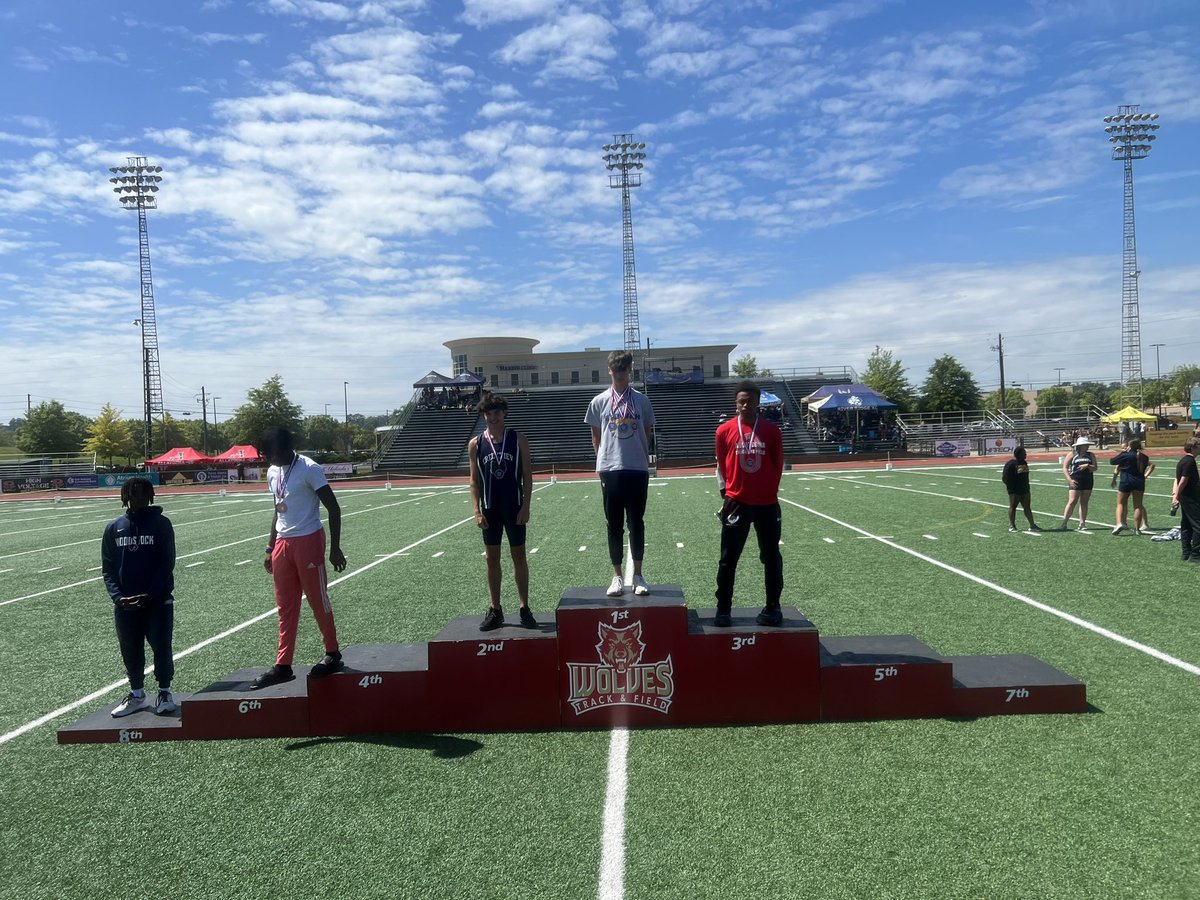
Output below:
[497,386,597,467]
[373,374,866,474]
[373,407,480,473]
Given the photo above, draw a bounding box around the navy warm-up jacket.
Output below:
[100,505,176,603]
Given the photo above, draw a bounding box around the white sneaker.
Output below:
[606,576,624,597]
[632,575,650,596]
[1112,524,1127,535]
[154,690,177,716]
[112,692,149,718]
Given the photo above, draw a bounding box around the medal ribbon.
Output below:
[482,428,505,508]
[609,387,631,425]
[739,414,760,457]
[275,453,297,507]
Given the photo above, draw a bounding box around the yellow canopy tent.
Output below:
[1100,405,1156,423]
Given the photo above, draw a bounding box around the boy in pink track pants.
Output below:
[249,426,348,691]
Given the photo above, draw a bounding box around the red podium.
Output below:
[57,583,1086,744]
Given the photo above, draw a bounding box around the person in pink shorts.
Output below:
[249,426,348,690]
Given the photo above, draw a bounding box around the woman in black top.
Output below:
[1001,447,1042,533]
[1109,439,1155,535]
[1058,436,1097,531]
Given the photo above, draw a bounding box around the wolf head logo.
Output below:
[596,621,645,673]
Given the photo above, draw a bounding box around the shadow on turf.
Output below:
[284,733,483,758]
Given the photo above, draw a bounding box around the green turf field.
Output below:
[1,461,1197,899]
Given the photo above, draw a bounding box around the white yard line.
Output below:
[780,497,1200,677]
[597,727,629,900]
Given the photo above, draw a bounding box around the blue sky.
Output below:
[1,0,1197,423]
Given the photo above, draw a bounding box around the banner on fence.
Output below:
[985,438,1017,455]
[935,439,972,458]
[97,472,161,488]
[322,463,353,478]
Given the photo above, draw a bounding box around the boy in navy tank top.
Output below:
[469,393,536,631]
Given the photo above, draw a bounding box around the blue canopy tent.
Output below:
[759,390,782,407]
[807,390,896,411]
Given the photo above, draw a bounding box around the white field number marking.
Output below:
[477,642,504,656]
[732,635,756,651]
[874,666,899,681]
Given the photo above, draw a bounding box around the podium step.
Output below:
[57,695,189,745]
[675,608,821,725]
[182,666,312,740]
[820,635,954,720]
[557,584,689,728]
[948,654,1087,716]
[308,643,433,735]
[427,614,560,731]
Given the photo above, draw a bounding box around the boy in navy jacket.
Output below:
[100,478,177,716]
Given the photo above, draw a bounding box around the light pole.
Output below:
[195,387,209,455]
[1104,106,1160,407]
[602,134,647,355]
[1150,343,1165,416]
[211,396,221,448]
[343,381,350,453]
[109,157,165,459]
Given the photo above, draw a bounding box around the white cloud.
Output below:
[497,11,619,83]
[461,0,561,28]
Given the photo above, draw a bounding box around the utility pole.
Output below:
[196,387,209,455]
[1054,367,1065,385]
[991,334,1006,411]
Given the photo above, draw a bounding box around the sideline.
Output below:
[780,496,1200,677]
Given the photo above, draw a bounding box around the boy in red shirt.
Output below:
[714,381,786,627]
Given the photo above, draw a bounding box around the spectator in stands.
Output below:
[1057,436,1097,531]
[1172,438,1200,563]
[713,381,786,627]
[1109,439,1155,535]
[250,426,347,690]
[1001,446,1042,533]
[469,393,536,631]
[585,350,656,597]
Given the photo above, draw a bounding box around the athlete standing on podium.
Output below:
[469,393,536,631]
[585,350,656,598]
[713,381,785,627]
[250,426,347,690]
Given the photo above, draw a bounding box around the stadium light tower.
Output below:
[1103,106,1160,407]
[109,157,165,460]
[602,134,647,355]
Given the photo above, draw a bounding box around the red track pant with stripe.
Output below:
[271,528,339,667]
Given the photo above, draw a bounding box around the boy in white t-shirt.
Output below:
[249,427,348,690]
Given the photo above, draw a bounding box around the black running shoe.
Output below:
[480,606,504,631]
[310,650,344,678]
[713,612,732,628]
[755,605,783,627]
[519,606,538,629]
[249,665,294,691]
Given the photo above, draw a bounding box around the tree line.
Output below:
[734,350,1199,416]
[1,375,398,462]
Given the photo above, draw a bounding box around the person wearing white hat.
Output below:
[1057,435,1097,531]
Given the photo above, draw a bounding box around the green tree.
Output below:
[731,354,773,379]
[1035,386,1074,415]
[227,375,304,447]
[1167,365,1200,406]
[84,404,137,464]
[861,346,916,412]
[17,401,89,455]
[983,389,1029,416]
[918,356,981,413]
[303,415,342,452]
[1069,382,1116,412]
[158,412,188,451]
[1142,380,1171,410]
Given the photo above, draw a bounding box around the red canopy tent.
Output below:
[212,445,262,463]
[145,447,214,467]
